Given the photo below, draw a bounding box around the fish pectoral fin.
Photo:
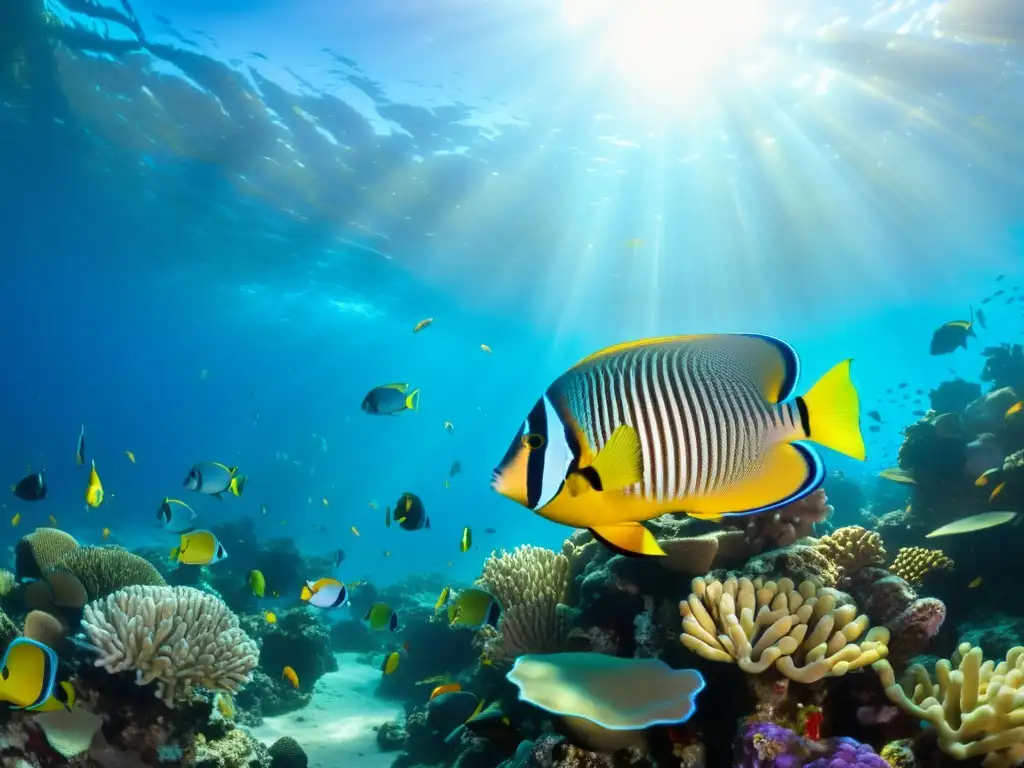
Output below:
[686,443,824,518]
[587,425,643,492]
[590,523,664,557]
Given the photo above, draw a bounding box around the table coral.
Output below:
[887,547,953,587]
[874,642,1024,767]
[81,585,259,707]
[680,576,889,683]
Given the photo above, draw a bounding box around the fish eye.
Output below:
[521,433,545,450]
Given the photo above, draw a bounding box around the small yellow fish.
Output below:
[968,577,983,589]
[214,692,235,719]
[249,570,266,598]
[434,586,451,611]
[381,650,401,675]
[322,497,329,507]
[976,468,1000,487]
[480,652,494,667]
[102,527,111,540]
[85,460,104,508]
[351,526,360,537]
[990,481,1006,503]
[48,515,57,527]
[125,451,136,463]
[264,611,277,624]
[413,317,434,333]
[429,682,462,700]
[444,478,450,489]
[460,526,472,553]
[1007,401,1024,419]
[282,666,299,688]
[480,344,492,353]
[444,421,454,433]
[11,513,20,527]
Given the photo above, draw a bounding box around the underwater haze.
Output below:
[3,0,1024,764]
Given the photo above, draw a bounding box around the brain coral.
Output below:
[15,527,78,580]
[81,585,258,707]
[53,546,166,600]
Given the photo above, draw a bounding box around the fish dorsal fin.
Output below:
[588,425,642,492]
[380,383,409,393]
[569,335,708,371]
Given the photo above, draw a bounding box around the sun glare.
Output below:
[562,0,769,102]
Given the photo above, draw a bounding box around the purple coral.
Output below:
[734,722,804,768]
[805,737,891,768]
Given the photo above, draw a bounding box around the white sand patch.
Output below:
[251,652,402,768]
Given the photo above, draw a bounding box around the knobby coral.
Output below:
[815,526,887,578]
[874,643,1024,767]
[15,527,78,580]
[81,585,259,707]
[53,545,167,600]
[475,545,570,666]
[680,576,890,683]
[888,546,954,586]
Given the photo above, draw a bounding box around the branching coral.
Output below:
[81,585,259,707]
[815,526,886,578]
[680,576,889,683]
[874,643,1024,767]
[475,545,570,666]
[888,547,954,586]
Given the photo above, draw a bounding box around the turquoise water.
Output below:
[1,0,1022,589]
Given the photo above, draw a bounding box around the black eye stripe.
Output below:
[525,398,548,509]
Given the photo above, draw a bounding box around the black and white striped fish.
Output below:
[491,334,865,556]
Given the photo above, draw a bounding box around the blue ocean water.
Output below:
[1,0,1022,592]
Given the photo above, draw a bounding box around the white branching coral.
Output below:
[81,585,259,707]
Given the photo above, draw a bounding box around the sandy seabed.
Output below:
[252,652,402,768]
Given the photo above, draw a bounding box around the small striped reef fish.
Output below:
[491,334,865,557]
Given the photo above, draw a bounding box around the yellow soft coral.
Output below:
[680,576,889,683]
[874,643,1024,767]
[816,526,886,576]
[888,546,953,586]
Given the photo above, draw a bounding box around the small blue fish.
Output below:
[362,384,420,416]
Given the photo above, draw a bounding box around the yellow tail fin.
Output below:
[406,389,421,412]
[230,475,247,497]
[798,359,866,461]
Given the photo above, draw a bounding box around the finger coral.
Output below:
[815,526,887,577]
[680,576,889,683]
[475,545,570,666]
[874,643,1024,767]
[81,585,259,707]
[888,546,954,587]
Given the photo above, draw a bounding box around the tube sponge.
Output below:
[874,643,1024,767]
[680,576,890,683]
[506,652,704,730]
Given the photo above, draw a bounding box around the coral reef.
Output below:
[815,527,887,580]
[15,527,78,580]
[887,547,953,587]
[875,642,1024,766]
[267,736,308,768]
[81,584,259,707]
[742,490,834,553]
[475,545,570,666]
[680,576,889,683]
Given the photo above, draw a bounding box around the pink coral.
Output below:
[743,489,833,553]
[884,596,946,666]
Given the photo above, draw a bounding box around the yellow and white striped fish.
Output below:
[491,334,865,557]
